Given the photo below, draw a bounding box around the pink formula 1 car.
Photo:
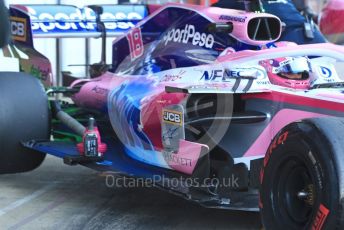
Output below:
[2,2,344,229]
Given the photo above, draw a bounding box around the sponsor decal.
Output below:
[265,131,289,166]
[162,109,183,126]
[219,15,247,23]
[201,69,242,81]
[10,17,27,42]
[260,42,277,49]
[260,131,289,184]
[163,24,214,48]
[200,68,264,81]
[318,66,332,79]
[256,80,270,85]
[27,6,144,33]
[161,105,185,151]
[162,127,179,141]
[163,151,192,167]
[315,65,336,83]
[161,70,186,82]
[312,204,329,230]
[92,86,109,95]
[271,59,292,74]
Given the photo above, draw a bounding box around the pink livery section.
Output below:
[320,0,344,44]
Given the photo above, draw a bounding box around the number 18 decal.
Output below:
[126,28,144,61]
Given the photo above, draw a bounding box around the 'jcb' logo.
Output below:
[163,110,182,125]
[10,17,26,42]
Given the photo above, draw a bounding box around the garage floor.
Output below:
[0,156,262,230]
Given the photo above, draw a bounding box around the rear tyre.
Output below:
[0,72,50,174]
[260,118,344,230]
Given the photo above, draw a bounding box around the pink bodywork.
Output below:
[144,3,281,46]
[244,109,327,157]
[216,43,344,63]
[114,3,281,47]
[71,72,127,110]
[320,0,344,35]
[169,140,209,175]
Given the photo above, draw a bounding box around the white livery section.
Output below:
[158,44,344,94]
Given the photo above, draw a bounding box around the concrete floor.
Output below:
[0,156,262,230]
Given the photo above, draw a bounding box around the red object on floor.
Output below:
[77,126,107,157]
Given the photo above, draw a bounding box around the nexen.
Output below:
[164,24,214,48]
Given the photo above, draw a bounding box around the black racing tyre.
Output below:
[0,72,50,174]
[260,118,344,230]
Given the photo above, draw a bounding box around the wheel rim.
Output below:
[272,155,317,227]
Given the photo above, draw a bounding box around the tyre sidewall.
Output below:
[260,121,340,230]
[0,72,49,173]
